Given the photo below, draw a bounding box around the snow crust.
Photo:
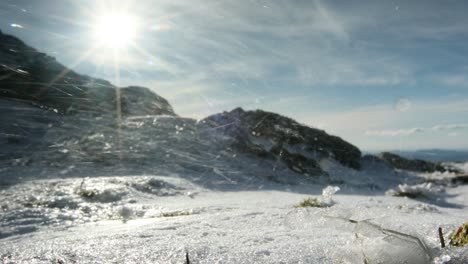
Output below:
[1,104,468,264]
[1,164,468,263]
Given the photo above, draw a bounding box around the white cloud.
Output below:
[436,74,468,87]
[291,97,468,150]
[363,123,468,137]
[431,124,468,131]
[364,128,423,136]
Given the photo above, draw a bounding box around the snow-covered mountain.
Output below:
[2,29,452,183]
[1,29,366,187]
[0,30,174,117]
[1,30,467,263]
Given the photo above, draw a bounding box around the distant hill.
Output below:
[387,149,468,162]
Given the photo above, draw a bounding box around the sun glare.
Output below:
[93,13,137,49]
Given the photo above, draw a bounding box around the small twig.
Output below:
[438,227,446,248]
[79,178,85,190]
[185,251,190,264]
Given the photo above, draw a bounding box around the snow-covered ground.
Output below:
[1,163,467,263]
[2,24,468,264]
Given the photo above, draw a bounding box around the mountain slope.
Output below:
[201,107,362,170]
[0,30,454,188]
[0,30,367,186]
[0,30,175,117]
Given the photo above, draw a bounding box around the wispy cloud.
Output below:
[432,124,468,131]
[365,123,468,137]
[86,0,419,88]
[436,74,468,87]
[365,128,423,136]
[294,97,468,149]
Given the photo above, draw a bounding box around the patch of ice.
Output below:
[321,185,340,206]
[434,254,451,264]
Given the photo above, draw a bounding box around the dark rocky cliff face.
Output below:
[200,108,362,173]
[378,152,447,173]
[0,30,176,174]
[0,30,175,117]
[119,86,175,117]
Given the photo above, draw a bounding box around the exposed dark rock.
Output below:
[0,31,175,117]
[0,31,178,172]
[378,152,447,173]
[361,154,384,163]
[360,154,394,169]
[234,141,276,160]
[201,107,362,171]
[270,145,323,176]
[452,174,468,184]
[120,86,175,116]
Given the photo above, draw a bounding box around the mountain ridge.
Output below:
[0,30,454,185]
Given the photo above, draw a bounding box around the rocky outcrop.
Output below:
[0,30,178,172]
[200,107,362,174]
[120,86,175,117]
[0,30,175,117]
[270,145,323,176]
[378,152,446,172]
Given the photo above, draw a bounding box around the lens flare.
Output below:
[149,24,170,31]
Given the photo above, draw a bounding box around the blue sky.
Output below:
[1,0,468,151]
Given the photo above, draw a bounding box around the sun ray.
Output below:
[46,45,101,89]
[113,48,123,160]
[129,42,180,76]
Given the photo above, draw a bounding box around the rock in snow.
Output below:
[378,152,449,173]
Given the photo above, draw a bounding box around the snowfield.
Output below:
[1,164,468,263]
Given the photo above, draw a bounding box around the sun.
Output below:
[93,13,137,49]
